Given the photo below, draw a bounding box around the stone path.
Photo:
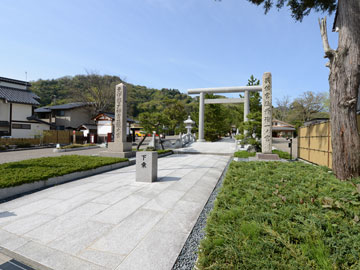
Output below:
[0,154,230,270]
[175,137,236,155]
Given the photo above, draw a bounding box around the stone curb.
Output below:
[0,247,52,270]
[53,146,100,153]
[0,161,130,201]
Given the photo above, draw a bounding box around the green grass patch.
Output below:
[197,162,360,269]
[234,151,256,158]
[61,143,97,149]
[157,149,173,155]
[0,155,128,188]
[273,149,291,159]
[132,148,173,155]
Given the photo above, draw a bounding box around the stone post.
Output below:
[107,83,134,157]
[244,90,250,122]
[261,72,272,154]
[136,151,158,182]
[198,92,205,142]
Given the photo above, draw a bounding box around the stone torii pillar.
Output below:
[198,92,205,142]
[188,85,262,142]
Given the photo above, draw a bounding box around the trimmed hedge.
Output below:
[0,155,128,188]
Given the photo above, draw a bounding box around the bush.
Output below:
[272,149,291,159]
[197,162,360,269]
[234,151,256,158]
[61,143,97,149]
[16,143,31,148]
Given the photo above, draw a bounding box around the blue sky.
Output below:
[0,0,337,103]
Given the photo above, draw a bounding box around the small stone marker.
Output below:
[136,151,158,182]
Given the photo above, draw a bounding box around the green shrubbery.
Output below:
[234,150,290,159]
[234,151,256,158]
[61,143,96,149]
[272,149,291,159]
[197,161,360,269]
[0,155,127,188]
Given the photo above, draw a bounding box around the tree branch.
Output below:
[318,17,336,59]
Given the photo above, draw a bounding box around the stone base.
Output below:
[100,151,135,158]
[256,153,280,161]
[107,142,132,152]
[197,139,206,142]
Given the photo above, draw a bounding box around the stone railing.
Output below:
[161,133,196,149]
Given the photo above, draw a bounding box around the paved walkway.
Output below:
[175,137,236,155]
[0,154,229,270]
[272,137,298,158]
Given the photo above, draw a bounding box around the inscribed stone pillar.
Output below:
[136,151,158,182]
[261,72,272,154]
[107,83,133,156]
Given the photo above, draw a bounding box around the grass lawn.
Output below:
[197,161,360,269]
[0,155,128,188]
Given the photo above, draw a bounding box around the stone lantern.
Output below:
[184,115,195,135]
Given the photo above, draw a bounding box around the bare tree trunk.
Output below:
[136,134,148,151]
[319,0,360,179]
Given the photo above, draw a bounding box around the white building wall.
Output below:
[11,122,50,138]
[97,120,112,135]
[12,103,32,121]
[0,100,10,121]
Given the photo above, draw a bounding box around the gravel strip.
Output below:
[172,158,232,270]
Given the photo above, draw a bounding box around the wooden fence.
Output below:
[298,115,360,169]
[43,130,84,144]
[0,130,84,146]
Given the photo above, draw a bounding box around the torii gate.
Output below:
[188,72,273,154]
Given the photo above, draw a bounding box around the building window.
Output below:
[56,110,65,116]
[12,123,31,129]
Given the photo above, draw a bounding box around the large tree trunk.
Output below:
[320,0,360,179]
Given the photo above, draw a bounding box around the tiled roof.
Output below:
[0,86,40,105]
[47,102,89,110]
[35,102,89,113]
[34,107,51,113]
[272,126,296,131]
[0,76,31,86]
[94,112,135,123]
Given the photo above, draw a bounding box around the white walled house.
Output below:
[0,77,50,138]
[92,112,134,143]
[272,119,296,138]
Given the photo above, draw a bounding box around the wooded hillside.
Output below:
[30,74,193,119]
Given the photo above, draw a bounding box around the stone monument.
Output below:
[261,72,272,154]
[107,83,134,158]
[256,72,279,160]
[136,151,158,182]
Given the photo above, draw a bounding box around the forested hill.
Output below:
[30,74,193,118]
